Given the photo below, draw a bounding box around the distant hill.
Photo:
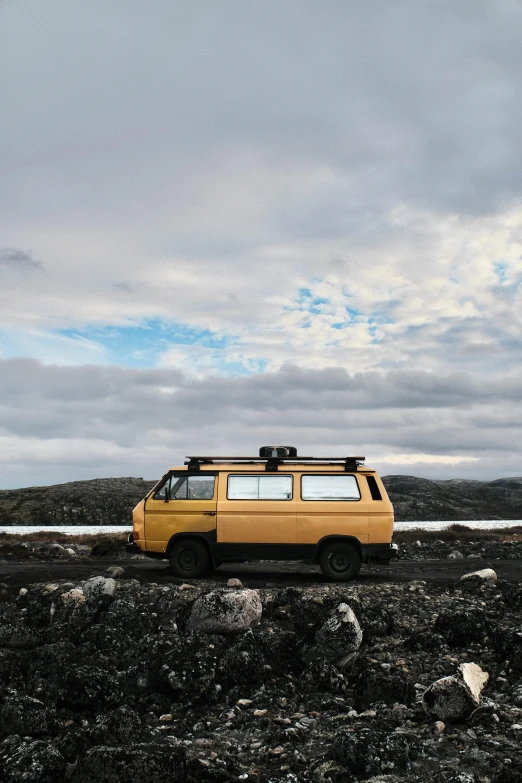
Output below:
[0,478,156,526]
[383,475,522,521]
[0,474,521,526]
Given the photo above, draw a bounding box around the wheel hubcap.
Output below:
[330,552,350,573]
[179,549,197,569]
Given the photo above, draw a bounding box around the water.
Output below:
[0,520,521,535]
[394,520,522,531]
[0,525,131,535]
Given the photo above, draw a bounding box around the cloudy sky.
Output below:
[1,0,522,488]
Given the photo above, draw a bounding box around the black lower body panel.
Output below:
[216,543,316,561]
[361,543,398,563]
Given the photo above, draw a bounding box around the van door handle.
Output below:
[203,511,216,516]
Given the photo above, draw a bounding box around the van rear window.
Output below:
[227,475,293,500]
[301,475,360,500]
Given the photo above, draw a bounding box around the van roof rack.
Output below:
[184,456,366,472]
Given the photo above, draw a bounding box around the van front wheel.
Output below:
[319,541,361,581]
[169,539,210,578]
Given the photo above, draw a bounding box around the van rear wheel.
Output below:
[319,541,361,581]
[169,539,210,578]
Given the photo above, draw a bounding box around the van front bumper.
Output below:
[125,533,142,554]
[362,543,398,564]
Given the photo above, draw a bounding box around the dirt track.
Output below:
[0,557,520,589]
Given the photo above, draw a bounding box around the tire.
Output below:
[319,541,361,582]
[169,539,210,578]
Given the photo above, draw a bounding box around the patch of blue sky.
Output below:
[368,324,381,344]
[345,306,364,319]
[494,262,508,284]
[55,319,232,369]
[368,313,394,326]
[217,357,268,376]
[0,327,107,365]
[295,287,331,314]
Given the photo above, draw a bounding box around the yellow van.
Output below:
[127,447,397,581]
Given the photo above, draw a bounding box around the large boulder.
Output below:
[301,603,362,665]
[1,739,65,782]
[447,550,464,560]
[459,568,497,589]
[186,589,262,633]
[433,607,488,647]
[423,662,489,721]
[71,743,186,782]
[0,694,52,736]
[58,665,121,709]
[82,577,117,601]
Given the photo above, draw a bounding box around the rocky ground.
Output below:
[397,538,522,562]
[2,530,522,565]
[1,474,522,526]
[0,558,521,782]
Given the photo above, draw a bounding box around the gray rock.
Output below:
[423,676,476,721]
[104,566,126,579]
[1,695,51,736]
[459,568,497,587]
[302,603,362,665]
[448,550,464,560]
[71,743,185,782]
[186,588,262,633]
[423,663,489,721]
[1,739,65,782]
[82,576,117,601]
[61,588,86,606]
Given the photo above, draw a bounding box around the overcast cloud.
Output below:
[1,1,521,487]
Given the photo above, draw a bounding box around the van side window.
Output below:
[228,475,292,500]
[154,475,215,500]
[366,475,382,500]
[301,474,360,500]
